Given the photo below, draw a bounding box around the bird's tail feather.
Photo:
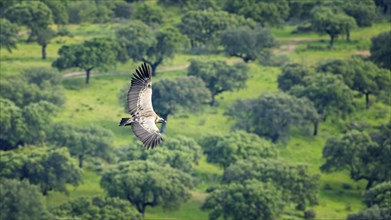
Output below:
[119,118,131,126]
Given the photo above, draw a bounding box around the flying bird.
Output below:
[119,63,166,149]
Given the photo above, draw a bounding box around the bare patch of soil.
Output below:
[354,50,371,56]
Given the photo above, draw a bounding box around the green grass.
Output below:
[46,170,104,208]
[146,199,209,220]
[2,19,391,220]
[273,22,391,66]
[51,59,369,219]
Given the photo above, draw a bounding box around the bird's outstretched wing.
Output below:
[127,63,154,115]
[131,118,163,149]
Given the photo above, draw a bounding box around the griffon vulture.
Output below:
[119,63,166,149]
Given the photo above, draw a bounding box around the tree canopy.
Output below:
[343,0,377,27]
[131,2,163,25]
[224,0,289,27]
[0,99,57,148]
[0,147,83,195]
[3,1,53,35]
[66,0,115,23]
[0,68,65,108]
[0,68,64,149]
[22,101,57,145]
[0,178,50,220]
[3,1,55,58]
[289,74,354,119]
[347,206,391,220]
[178,9,256,48]
[51,196,142,220]
[0,98,27,149]
[100,160,193,216]
[227,93,318,142]
[220,26,276,63]
[116,21,155,64]
[158,0,217,9]
[364,181,391,208]
[40,0,69,25]
[223,158,320,209]
[202,180,283,220]
[199,131,277,169]
[0,18,18,52]
[287,0,320,21]
[36,26,54,59]
[144,135,202,173]
[278,63,313,92]
[321,129,391,190]
[53,38,126,84]
[115,135,202,173]
[370,31,391,70]
[311,6,357,48]
[151,76,211,132]
[188,60,249,105]
[47,123,114,168]
[116,22,185,75]
[317,58,391,109]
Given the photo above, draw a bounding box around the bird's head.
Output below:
[156,117,167,124]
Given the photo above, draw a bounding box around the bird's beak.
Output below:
[163,119,167,124]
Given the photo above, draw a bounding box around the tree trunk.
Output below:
[151,64,158,77]
[27,31,35,43]
[41,44,47,59]
[313,120,319,136]
[346,29,350,42]
[242,56,251,63]
[43,188,48,196]
[160,114,169,133]
[271,133,279,143]
[137,204,146,219]
[329,35,335,49]
[320,112,327,122]
[210,95,216,106]
[136,204,145,219]
[365,93,370,109]
[85,68,92,84]
[141,59,162,77]
[365,179,374,190]
[78,154,84,168]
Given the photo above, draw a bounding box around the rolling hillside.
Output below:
[1,3,390,219]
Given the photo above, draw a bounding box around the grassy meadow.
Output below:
[1,13,390,219]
